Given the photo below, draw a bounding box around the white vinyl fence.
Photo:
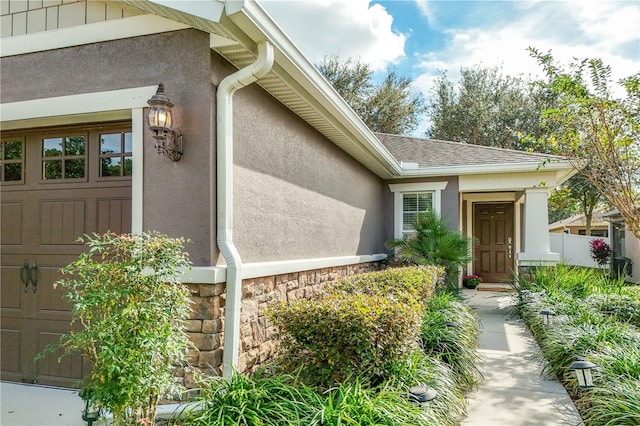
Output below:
[549,233,610,268]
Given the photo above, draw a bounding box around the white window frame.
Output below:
[389,182,447,239]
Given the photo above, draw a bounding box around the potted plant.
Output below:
[463,274,483,289]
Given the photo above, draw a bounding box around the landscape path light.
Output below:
[569,359,597,388]
[539,310,555,326]
[408,386,438,408]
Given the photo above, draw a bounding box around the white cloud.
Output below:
[259,0,406,70]
[413,1,640,98]
[414,0,435,26]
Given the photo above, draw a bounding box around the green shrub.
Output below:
[513,264,627,298]
[182,371,434,426]
[320,380,427,426]
[586,293,640,327]
[40,232,192,425]
[420,293,482,390]
[328,265,442,306]
[385,349,466,426]
[584,378,640,426]
[268,292,422,388]
[517,285,640,425]
[182,370,323,425]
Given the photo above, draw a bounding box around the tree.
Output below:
[530,48,640,239]
[549,174,604,234]
[426,66,551,150]
[548,186,579,224]
[317,54,426,135]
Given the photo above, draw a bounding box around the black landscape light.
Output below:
[539,310,555,326]
[569,359,597,388]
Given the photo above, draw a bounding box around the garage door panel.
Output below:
[1,265,26,310]
[40,200,86,245]
[35,322,87,387]
[1,327,21,373]
[97,198,132,235]
[1,203,23,245]
[34,266,73,316]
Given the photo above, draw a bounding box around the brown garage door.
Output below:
[1,123,132,387]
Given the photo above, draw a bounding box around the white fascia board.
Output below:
[0,14,189,57]
[388,182,448,192]
[397,160,574,178]
[223,1,402,177]
[148,0,225,22]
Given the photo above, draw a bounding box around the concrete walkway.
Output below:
[461,289,584,426]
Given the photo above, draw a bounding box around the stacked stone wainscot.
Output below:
[175,262,382,386]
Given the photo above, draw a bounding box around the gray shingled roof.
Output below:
[376,133,564,168]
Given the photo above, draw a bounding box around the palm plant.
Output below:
[387,211,473,290]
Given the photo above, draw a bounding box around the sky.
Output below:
[259,0,640,117]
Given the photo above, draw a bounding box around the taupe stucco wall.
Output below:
[3,28,390,265]
[222,55,388,262]
[1,29,214,265]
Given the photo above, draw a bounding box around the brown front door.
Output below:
[474,203,514,283]
[1,123,132,387]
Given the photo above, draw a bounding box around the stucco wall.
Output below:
[218,53,388,263]
[1,29,214,265]
[3,28,390,265]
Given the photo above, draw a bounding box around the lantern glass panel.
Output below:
[575,368,593,387]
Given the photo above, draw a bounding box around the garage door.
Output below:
[1,123,132,387]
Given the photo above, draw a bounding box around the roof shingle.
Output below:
[376,133,564,168]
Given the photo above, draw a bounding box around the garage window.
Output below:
[1,138,24,183]
[42,135,86,180]
[99,132,133,177]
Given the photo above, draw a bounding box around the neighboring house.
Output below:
[549,207,609,237]
[0,0,575,388]
[605,210,639,284]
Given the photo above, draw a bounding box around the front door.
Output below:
[473,203,514,283]
[1,123,132,387]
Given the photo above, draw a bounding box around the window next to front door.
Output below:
[389,182,448,239]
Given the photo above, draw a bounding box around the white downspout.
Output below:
[215,41,274,378]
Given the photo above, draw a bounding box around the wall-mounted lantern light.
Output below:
[539,310,555,326]
[408,386,438,407]
[569,359,597,388]
[146,83,183,161]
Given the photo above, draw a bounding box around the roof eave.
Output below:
[397,160,577,179]
[222,1,402,178]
